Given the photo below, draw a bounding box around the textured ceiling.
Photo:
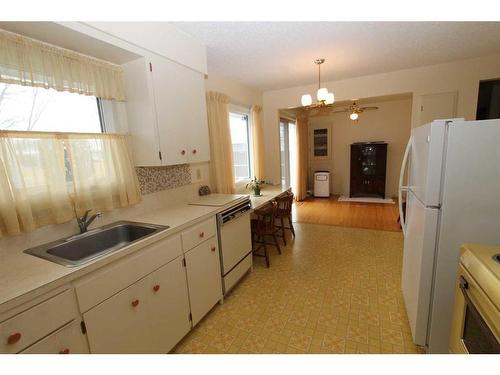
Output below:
[172,22,500,91]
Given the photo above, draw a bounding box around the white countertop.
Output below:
[0,185,289,314]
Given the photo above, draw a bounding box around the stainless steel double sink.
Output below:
[24,221,169,267]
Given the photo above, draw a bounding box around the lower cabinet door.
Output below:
[145,257,191,353]
[21,320,89,354]
[83,277,152,354]
[185,239,223,326]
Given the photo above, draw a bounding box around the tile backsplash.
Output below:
[136,164,192,195]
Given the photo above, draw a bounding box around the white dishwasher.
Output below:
[217,198,252,294]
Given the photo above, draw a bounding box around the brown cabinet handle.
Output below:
[192,149,197,154]
[59,348,70,354]
[181,150,186,155]
[131,299,140,307]
[199,231,204,238]
[211,246,216,252]
[7,332,21,345]
[153,285,160,292]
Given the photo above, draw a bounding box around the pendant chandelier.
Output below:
[301,58,335,107]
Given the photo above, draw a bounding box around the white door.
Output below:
[417,91,457,127]
[408,120,446,206]
[219,213,252,274]
[402,190,439,346]
[184,238,223,326]
[83,277,152,353]
[146,257,191,353]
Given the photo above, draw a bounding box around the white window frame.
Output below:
[229,103,253,188]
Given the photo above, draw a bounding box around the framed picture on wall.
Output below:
[309,124,332,161]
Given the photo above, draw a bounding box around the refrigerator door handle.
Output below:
[399,136,412,236]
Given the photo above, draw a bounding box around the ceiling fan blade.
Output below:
[331,108,350,113]
[360,106,379,111]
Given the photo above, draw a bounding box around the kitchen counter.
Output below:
[0,203,223,315]
[249,184,291,210]
[0,185,291,314]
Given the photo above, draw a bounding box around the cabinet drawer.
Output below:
[75,234,182,312]
[0,289,78,353]
[21,320,89,354]
[181,217,216,251]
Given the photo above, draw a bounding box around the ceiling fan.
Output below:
[331,101,379,121]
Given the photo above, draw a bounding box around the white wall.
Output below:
[263,53,500,184]
[205,73,262,107]
[308,97,412,198]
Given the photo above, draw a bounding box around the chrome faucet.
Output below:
[77,209,102,234]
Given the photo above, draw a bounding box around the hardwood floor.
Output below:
[292,195,402,232]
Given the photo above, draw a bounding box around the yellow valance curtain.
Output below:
[206,92,235,194]
[0,29,126,101]
[250,105,265,180]
[0,131,141,237]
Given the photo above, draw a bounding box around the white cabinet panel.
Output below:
[123,55,210,167]
[83,276,152,354]
[146,258,191,353]
[122,57,161,166]
[21,321,89,354]
[0,289,79,354]
[185,238,223,326]
[150,56,209,166]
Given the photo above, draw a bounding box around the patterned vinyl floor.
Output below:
[173,223,425,354]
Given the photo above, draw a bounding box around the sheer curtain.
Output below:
[0,28,126,101]
[65,133,141,214]
[0,132,74,236]
[295,113,309,201]
[250,105,265,180]
[0,131,141,238]
[206,91,235,194]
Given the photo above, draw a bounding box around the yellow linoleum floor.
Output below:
[173,223,424,354]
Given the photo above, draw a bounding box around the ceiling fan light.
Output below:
[350,112,359,121]
[317,88,329,102]
[325,92,335,105]
[301,94,312,106]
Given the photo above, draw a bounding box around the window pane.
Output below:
[229,112,250,181]
[0,83,102,133]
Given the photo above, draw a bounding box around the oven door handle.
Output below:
[458,276,500,352]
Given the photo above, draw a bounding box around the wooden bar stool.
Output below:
[251,202,281,268]
[274,191,295,245]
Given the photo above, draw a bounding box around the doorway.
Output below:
[279,117,297,192]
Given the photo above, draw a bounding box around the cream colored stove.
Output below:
[449,244,500,353]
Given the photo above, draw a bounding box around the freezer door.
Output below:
[427,119,500,353]
[408,120,446,206]
[402,190,439,346]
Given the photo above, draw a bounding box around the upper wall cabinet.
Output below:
[122,56,210,166]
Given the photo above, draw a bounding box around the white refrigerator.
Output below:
[399,118,500,353]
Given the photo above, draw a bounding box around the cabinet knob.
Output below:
[192,149,197,154]
[131,299,140,307]
[7,332,21,345]
[199,231,204,238]
[153,285,160,292]
[181,150,186,155]
[211,246,216,252]
[59,348,70,354]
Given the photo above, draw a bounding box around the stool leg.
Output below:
[288,216,296,238]
[273,233,281,254]
[280,217,286,245]
[263,240,270,268]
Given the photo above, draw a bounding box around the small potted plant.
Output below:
[246,177,265,196]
